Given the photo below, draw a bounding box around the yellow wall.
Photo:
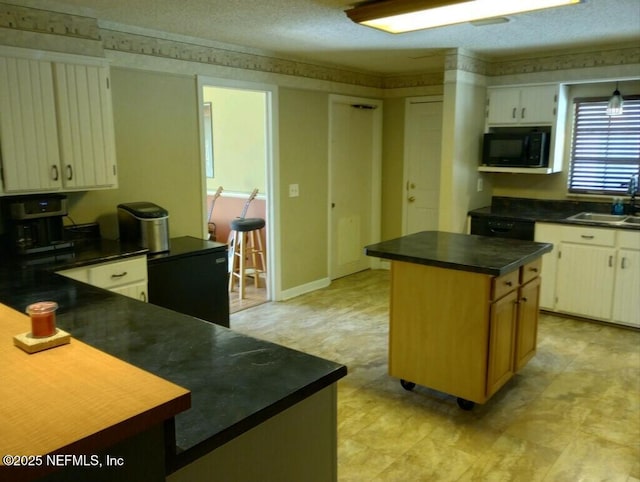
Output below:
[66,68,204,240]
[439,71,492,233]
[278,88,329,288]
[202,86,267,194]
[381,97,405,240]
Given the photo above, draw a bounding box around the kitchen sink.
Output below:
[623,216,640,225]
[566,212,628,223]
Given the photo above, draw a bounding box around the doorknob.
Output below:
[408,196,415,203]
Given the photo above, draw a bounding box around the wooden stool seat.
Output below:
[228,217,266,299]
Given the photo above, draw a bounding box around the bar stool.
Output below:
[228,189,266,299]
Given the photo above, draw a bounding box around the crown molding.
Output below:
[0,2,636,90]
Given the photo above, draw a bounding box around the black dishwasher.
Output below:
[470,216,535,240]
[147,236,229,327]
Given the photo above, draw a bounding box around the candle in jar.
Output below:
[26,301,58,337]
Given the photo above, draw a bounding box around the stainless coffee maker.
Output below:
[5,195,73,255]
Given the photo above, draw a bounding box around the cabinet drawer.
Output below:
[491,270,520,301]
[618,230,640,250]
[520,258,541,285]
[561,226,615,246]
[89,256,147,289]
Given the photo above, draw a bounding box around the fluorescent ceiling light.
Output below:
[346,0,583,33]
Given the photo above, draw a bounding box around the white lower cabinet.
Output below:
[57,255,148,302]
[555,243,615,320]
[535,223,640,327]
[534,223,562,310]
[612,231,640,327]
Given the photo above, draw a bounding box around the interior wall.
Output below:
[66,68,203,240]
[381,97,405,241]
[439,70,492,233]
[490,78,640,200]
[202,87,267,194]
[278,88,329,290]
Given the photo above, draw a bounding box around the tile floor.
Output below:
[230,269,640,481]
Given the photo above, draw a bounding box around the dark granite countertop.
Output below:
[5,238,149,272]
[469,197,640,230]
[365,231,552,276]
[0,241,346,472]
[147,236,227,264]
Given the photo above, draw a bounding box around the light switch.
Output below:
[289,183,299,197]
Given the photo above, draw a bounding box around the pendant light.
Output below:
[606,82,624,116]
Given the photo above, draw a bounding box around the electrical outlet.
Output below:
[289,183,299,197]
[477,177,484,192]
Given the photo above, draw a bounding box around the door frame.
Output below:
[196,76,280,301]
[402,95,443,235]
[328,94,383,279]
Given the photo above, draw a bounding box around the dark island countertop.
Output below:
[365,231,552,276]
[0,240,347,472]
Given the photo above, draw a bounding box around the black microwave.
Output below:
[482,132,549,168]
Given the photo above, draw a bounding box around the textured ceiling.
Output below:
[10,0,640,74]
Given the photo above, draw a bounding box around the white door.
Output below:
[329,96,381,280]
[404,98,442,234]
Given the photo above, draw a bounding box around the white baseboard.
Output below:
[279,277,331,301]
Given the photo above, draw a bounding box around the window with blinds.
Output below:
[568,95,640,195]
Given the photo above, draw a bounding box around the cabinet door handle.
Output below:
[505,281,513,287]
[140,291,147,302]
[529,267,538,272]
[581,235,594,239]
[521,107,526,119]
[51,165,59,181]
[608,256,613,268]
[66,164,73,180]
[521,297,528,302]
[512,107,517,119]
[111,271,128,278]
[621,257,627,269]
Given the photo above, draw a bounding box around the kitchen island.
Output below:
[0,247,346,481]
[365,231,552,409]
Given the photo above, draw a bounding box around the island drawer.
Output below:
[491,269,520,301]
[520,258,542,285]
[89,256,147,289]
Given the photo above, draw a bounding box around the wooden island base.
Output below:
[389,258,542,408]
[365,231,551,409]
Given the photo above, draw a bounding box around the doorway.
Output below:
[329,95,382,280]
[403,97,443,235]
[197,77,278,311]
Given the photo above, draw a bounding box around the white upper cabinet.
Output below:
[0,57,62,192]
[53,62,117,190]
[0,48,118,195]
[481,83,568,174]
[486,84,558,126]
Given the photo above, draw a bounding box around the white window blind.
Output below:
[568,96,640,195]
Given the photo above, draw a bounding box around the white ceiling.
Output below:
[11,0,640,75]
